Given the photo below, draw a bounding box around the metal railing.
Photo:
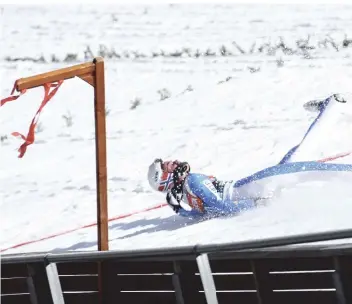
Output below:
[2,228,352,304]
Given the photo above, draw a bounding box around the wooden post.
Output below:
[15,57,109,251]
[93,57,109,251]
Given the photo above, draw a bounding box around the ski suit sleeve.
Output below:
[177,207,204,219]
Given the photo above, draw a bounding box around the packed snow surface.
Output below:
[1,4,352,254]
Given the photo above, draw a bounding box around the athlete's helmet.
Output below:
[147,159,175,192]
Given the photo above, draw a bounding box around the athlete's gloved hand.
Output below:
[166,188,182,213]
[173,162,190,184]
[212,178,228,193]
[166,161,190,213]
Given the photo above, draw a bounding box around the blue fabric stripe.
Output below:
[278,95,332,164]
[234,161,352,188]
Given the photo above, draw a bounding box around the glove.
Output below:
[172,162,190,184]
[166,188,182,213]
[212,178,228,193]
[166,162,190,214]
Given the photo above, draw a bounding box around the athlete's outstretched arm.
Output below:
[165,189,204,219]
[177,207,204,219]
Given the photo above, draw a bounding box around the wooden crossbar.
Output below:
[15,62,95,91]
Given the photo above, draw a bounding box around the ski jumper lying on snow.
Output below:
[147,94,352,219]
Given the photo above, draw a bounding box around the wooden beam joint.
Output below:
[15,57,104,91]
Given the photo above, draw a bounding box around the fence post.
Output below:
[334,256,352,304]
[46,263,65,304]
[196,254,218,304]
[172,260,201,304]
[27,263,54,304]
[93,57,108,252]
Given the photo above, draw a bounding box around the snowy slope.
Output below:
[1,4,352,254]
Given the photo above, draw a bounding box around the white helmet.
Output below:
[147,159,174,192]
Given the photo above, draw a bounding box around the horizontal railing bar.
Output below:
[3,243,352,264]
[208,243,352,260]
[1,253,49,264]
[200,230,352,255]
[44,228,352,263]
[2,229,352,264]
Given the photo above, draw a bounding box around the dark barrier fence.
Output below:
[2,228,352,304]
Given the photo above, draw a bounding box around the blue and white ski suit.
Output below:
[174,161,352,219]
[176,173,255,219]
[170,94,352,219]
